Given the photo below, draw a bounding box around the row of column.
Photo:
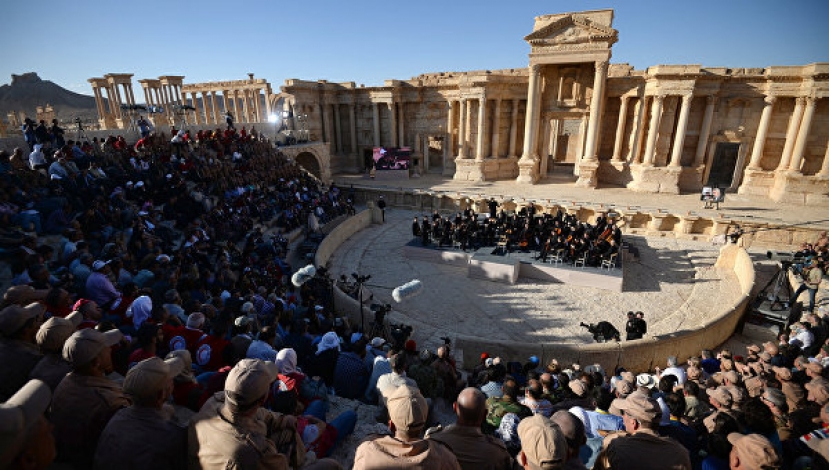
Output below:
[750,95,827,176]
[139,82,183,123]
[451,97,522,160]
[91,81,136,122]
[182,88,267,125]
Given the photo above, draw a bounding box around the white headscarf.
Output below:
[127,295,152,329]
[275,348,298,375]
[316,331,340,355]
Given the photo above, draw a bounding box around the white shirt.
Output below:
[661,366,687,385]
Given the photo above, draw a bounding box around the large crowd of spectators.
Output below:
[1,120,828,469]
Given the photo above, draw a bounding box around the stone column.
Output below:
[192,93,202,125]
[142,88,150,110]
[491,98,501,158]
[520,65,541,164]
[333,104,343,154]
[457,99,467,158]
[629,97,647,163]
[788,96,817,173]
[398,102,405,147]
[242,90,251,123]
[611,96,630,161]
[508,99,519,158]
[817,139,829,178]
[693,95,717,167]
[211,92,220,124]
[669,94,693,167]
[642,95,665,166]
[372,103,380,147]
[93,87,105,118]
[446,101,455,156]
[389,102,398,147]
[582,60,608,161]
[465,99,473,156]
[777,97,807,171]
[222,92,230,119]
[747,95,776,170]
[349,104,357,156]
[475,96,487,161]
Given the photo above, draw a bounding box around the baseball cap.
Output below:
[480,352,490,360]
[123,356,184,402]
[166,349,196,382]
[727,433,780,468]
[387,385,428,432]
[233,315,250,328]
[773,366,793,381]
[806,379,829,405]
[350,332,364,344]
[187,312,206,329]
[529,355,540,365]
[36,311,82,353]
[707,386,733,407]
[517,414,567,469]
[0,379,51,468]
[615,391,662,424]
[2,285,48,306]
[569,380,587,397]
[807,362,824,375]
[62,328,123,367]
[370,337,386,348]
[224,359,279,408]
[0,302,45,336]
[92,260,110,271]
[722,370,740,384]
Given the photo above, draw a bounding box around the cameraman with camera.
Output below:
[793,257,824,313]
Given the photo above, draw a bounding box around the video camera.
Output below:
[370,302,392,325]
[580,321,621,343]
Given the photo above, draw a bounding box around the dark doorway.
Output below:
[706,143,741,188]
[296,152,321,179]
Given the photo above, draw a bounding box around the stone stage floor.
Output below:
[325,208,741,351]
[400,239,624,291]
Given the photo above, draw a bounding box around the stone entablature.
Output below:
[181,74,273,127]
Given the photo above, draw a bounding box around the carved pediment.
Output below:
[524,14,618,48]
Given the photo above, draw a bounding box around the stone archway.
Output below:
[296,151,322,179]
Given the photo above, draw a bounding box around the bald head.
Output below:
[455,387,487,426]
[437,346,448,359]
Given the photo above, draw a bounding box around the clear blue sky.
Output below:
[2,0,827,98]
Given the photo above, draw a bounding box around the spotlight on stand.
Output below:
[291,264,317,287]
[268,114,278,123]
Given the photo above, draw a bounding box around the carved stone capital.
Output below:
[764,95,777,106]
[706,95,717,106]
[530,64,542,75]
[654,95,665,104]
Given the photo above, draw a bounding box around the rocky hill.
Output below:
[0,72,100,122]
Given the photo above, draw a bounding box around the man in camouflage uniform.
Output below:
[409,349,443,400]
[484,377,532,434]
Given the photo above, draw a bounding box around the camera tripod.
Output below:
[367,306,392,342]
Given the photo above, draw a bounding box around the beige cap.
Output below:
[36,311,82,353]
[0,302,45,337]
[0,379,51,468]
[725,385,746,408]
[806,379,829,405]
[763,341,779,355]
[722,370,740,385]
[166,349,196,382]
[62,328,123,367]
[707,386,733,407]
[2,285,48,306]
[387,385,428,432]
[727,433,780,469]
[807,362,824,375]
[569,379,587,397]
[615,390,662,424]
[517,414,567,469]
[124,356,184,402]
[773,366,793,381]
[746,344,761,354]
[744,376,764,397]
[224,358,279,408]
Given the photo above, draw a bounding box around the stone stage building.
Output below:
[90,9,828,204]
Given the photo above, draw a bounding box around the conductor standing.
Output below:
[378,195,387,223]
